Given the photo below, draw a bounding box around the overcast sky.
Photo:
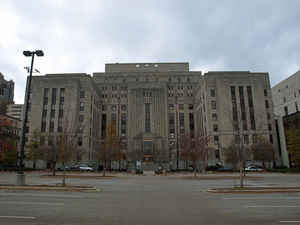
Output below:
[1,0,299,103]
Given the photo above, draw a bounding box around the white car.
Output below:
[245,166,264,172]
[79,166,94,172]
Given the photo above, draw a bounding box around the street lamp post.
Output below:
[17,50,44,186]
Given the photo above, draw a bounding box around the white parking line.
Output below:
[280,221,300,223]
[0,193,84,198]
[0,201,64,206]
[224,197,300,200]
[245,205,299,208]
[0,216,36,219]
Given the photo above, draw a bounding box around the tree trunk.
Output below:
[103,160,106,177]
[62,162,66,187]
[239,160,244,188]
[52,161,56,176]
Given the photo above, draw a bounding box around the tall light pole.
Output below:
[17,50,44,185]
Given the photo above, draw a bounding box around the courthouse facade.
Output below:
[26,62,279,169]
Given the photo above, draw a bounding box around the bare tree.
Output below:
[251,136,275,169]
[97,123,118,176]
[180,133,210,177]
[26,129,43,169]
[224,141,250,187]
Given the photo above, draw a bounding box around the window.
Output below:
[101,114,106,138]
[179,112,184,128]
[80,90,85,98]
[80,102,84,111]
[79,115,84,122]
[57,118,63,132]
[49,121,54,132]
[121,105,127,111]
[78,137,83,146]
[111,105,116,111]
[247,86,255,130]
[284,106,288,116]
[121,113,126,136]
[211,101,216,110]
[145,103,151,132]
[48,136,53,146]
[268,123,272,131]
[213,124,218,132]
[264,89,268,97]
[283,97,286,103]
[179,104,184,110]
[252,134,258,144]
[295,102,299,112]
[169,104,174,110]
[50,109,55,118]
[267,112,271,120]
[102,105,106,111]
[41,121,46,132]
[51,88,57,105]
[44,88,49,97]
[189,113,194,131]
[210,89,216,97]
[40,136,45,146]
[111,113,116,121]
[214,136,219,144]
[58,109,63,118]
[244,135,249,144]
[235,135,240,144]
[169,113,175,135]
[42,109,47,118]
[189,104,194,110]
[212,113,217,121]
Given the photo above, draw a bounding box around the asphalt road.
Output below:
[0,172,299,225]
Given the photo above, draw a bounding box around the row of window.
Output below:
[169,104,194,111]
[102,105,127,111]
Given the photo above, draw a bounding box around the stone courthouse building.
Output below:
[27,62,279,169]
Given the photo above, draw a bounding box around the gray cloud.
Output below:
[0,0,299,103]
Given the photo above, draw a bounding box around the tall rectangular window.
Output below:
[145,103,151,133]
[121,113,126,136]
[179,112,184,134]
[41,121,46,132]
[49,120,54,132]
[189,113,194,133]
[80,90,85,98]
[169,112,175,136]
[247,86,256,130]
[264,89,268,97]
[231,86,238,128]
[211,101,216,110]
[210,89,215,97]
[265,100,269,109]
[43,88,49,105]
[80,102,84,111]
[239,86,247,130]
[101,114,106,138]
[295,102,299,112]
[284,106,288,116]
[51,88,57,105]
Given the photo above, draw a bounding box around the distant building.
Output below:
[26,62,279,170]
[6,104,24,121]
[0,73,14,114]
[272,71,300,117]
[272,71,300,167]
[196,71,279,166]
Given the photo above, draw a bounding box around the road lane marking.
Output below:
[224,197,300,200]
[0,193,84,198]
[245,205,299,208]
[280,221,300,223]
[0,216,36,219]
[0,201,64,206]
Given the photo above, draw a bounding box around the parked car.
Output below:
[56,166,70,171]
[245,166,264,172]
[79,166,94,172]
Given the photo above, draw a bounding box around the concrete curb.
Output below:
[0,185,99,192]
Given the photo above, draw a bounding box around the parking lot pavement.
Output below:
[0,172,299,225]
